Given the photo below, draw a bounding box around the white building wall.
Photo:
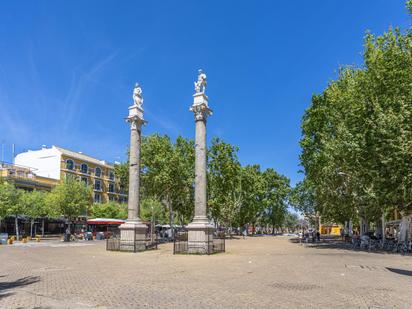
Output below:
[15,147,61,180]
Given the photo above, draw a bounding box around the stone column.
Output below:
[187,70,214,254]
[119,83,148,252]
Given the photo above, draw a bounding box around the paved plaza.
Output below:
[1,237,412,308]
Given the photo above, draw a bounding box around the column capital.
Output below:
[190,103,212,121]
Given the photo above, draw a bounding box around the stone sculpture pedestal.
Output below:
[187,219,214,254]
[119,221,147,252]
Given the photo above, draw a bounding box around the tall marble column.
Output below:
[187,70,214,254]
[119,83,148,251]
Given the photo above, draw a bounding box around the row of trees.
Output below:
[0,134,297,238]
[296,2,412,229]
[0,176,90,239]
[115,134,296,232]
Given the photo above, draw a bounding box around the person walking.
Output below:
[242,227,247,239]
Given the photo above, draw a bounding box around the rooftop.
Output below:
[53,146,114,168]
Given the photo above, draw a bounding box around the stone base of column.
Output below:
[187,217,215,254]
[119,220,147,252]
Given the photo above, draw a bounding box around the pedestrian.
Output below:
[316,231,320,242]
[242,228,247,239]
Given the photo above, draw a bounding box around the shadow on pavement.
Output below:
[289,236,390,255]
[0,276,40,299]
[386,268,412,277]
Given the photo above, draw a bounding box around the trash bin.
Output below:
[0,233,8,245]
[85,232,93,241]
[64,233,71,242]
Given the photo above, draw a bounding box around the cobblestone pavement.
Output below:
[1,236,412,308]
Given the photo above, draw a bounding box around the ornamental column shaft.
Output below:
[127,117,142,220]
[194,116,207,219]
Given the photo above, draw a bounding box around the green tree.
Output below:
[91,202,127,219]
[19,190,53,237]
[47,176,92,233]
[237,165,265,231]
[261,168,290,233]
[114,160,129,195]
[290,180,316,217]
[283,212,299,232]
[0,180,21,238]
[140,198,166,223]
[141,134,195,234]
[300,9,412,229]
[208,138,241,228]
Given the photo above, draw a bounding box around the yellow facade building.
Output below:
[0,161,59,191]
[14,146,127,203]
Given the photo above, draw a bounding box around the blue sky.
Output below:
[0,1,409,185]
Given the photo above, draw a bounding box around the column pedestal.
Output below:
[187,218,214,254]
[119,220,147,252]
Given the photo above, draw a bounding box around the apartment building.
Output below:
[15,146,127,203]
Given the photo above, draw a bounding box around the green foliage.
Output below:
[261,168,291,228]
[91,202,127,219]
[289,180,316,216]
[140,198,166,223]
[237,165,265,227]
[114,160,129,194]
[208,138,241,226]
[0,180,20,218]
[141,134,195,225]
[47,176,92,220]
[300,21,412,224]
[283,212,299,230]
[116,134,291,229]
[19,190,54,219]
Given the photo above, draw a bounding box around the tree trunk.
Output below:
[167,199,174,239]
[42,218,45,237]
[15,215,19,241]
[360,217,368,235]
[31,219,34,237]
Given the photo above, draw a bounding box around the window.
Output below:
[81,177,88,186]
[66,159,74,170]
[95,167,101,177]
[94,179,101,191]
[109,171,115,181]
[81,163,88,174]
[108,183,115,193]
[94,193,101,203]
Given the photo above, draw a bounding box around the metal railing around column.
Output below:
[106,228,158,253]
[173,228,226,255]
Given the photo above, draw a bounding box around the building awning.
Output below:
[87,218,125,225]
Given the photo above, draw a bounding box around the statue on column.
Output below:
[194,69,207,94]
[133,83,143,107]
